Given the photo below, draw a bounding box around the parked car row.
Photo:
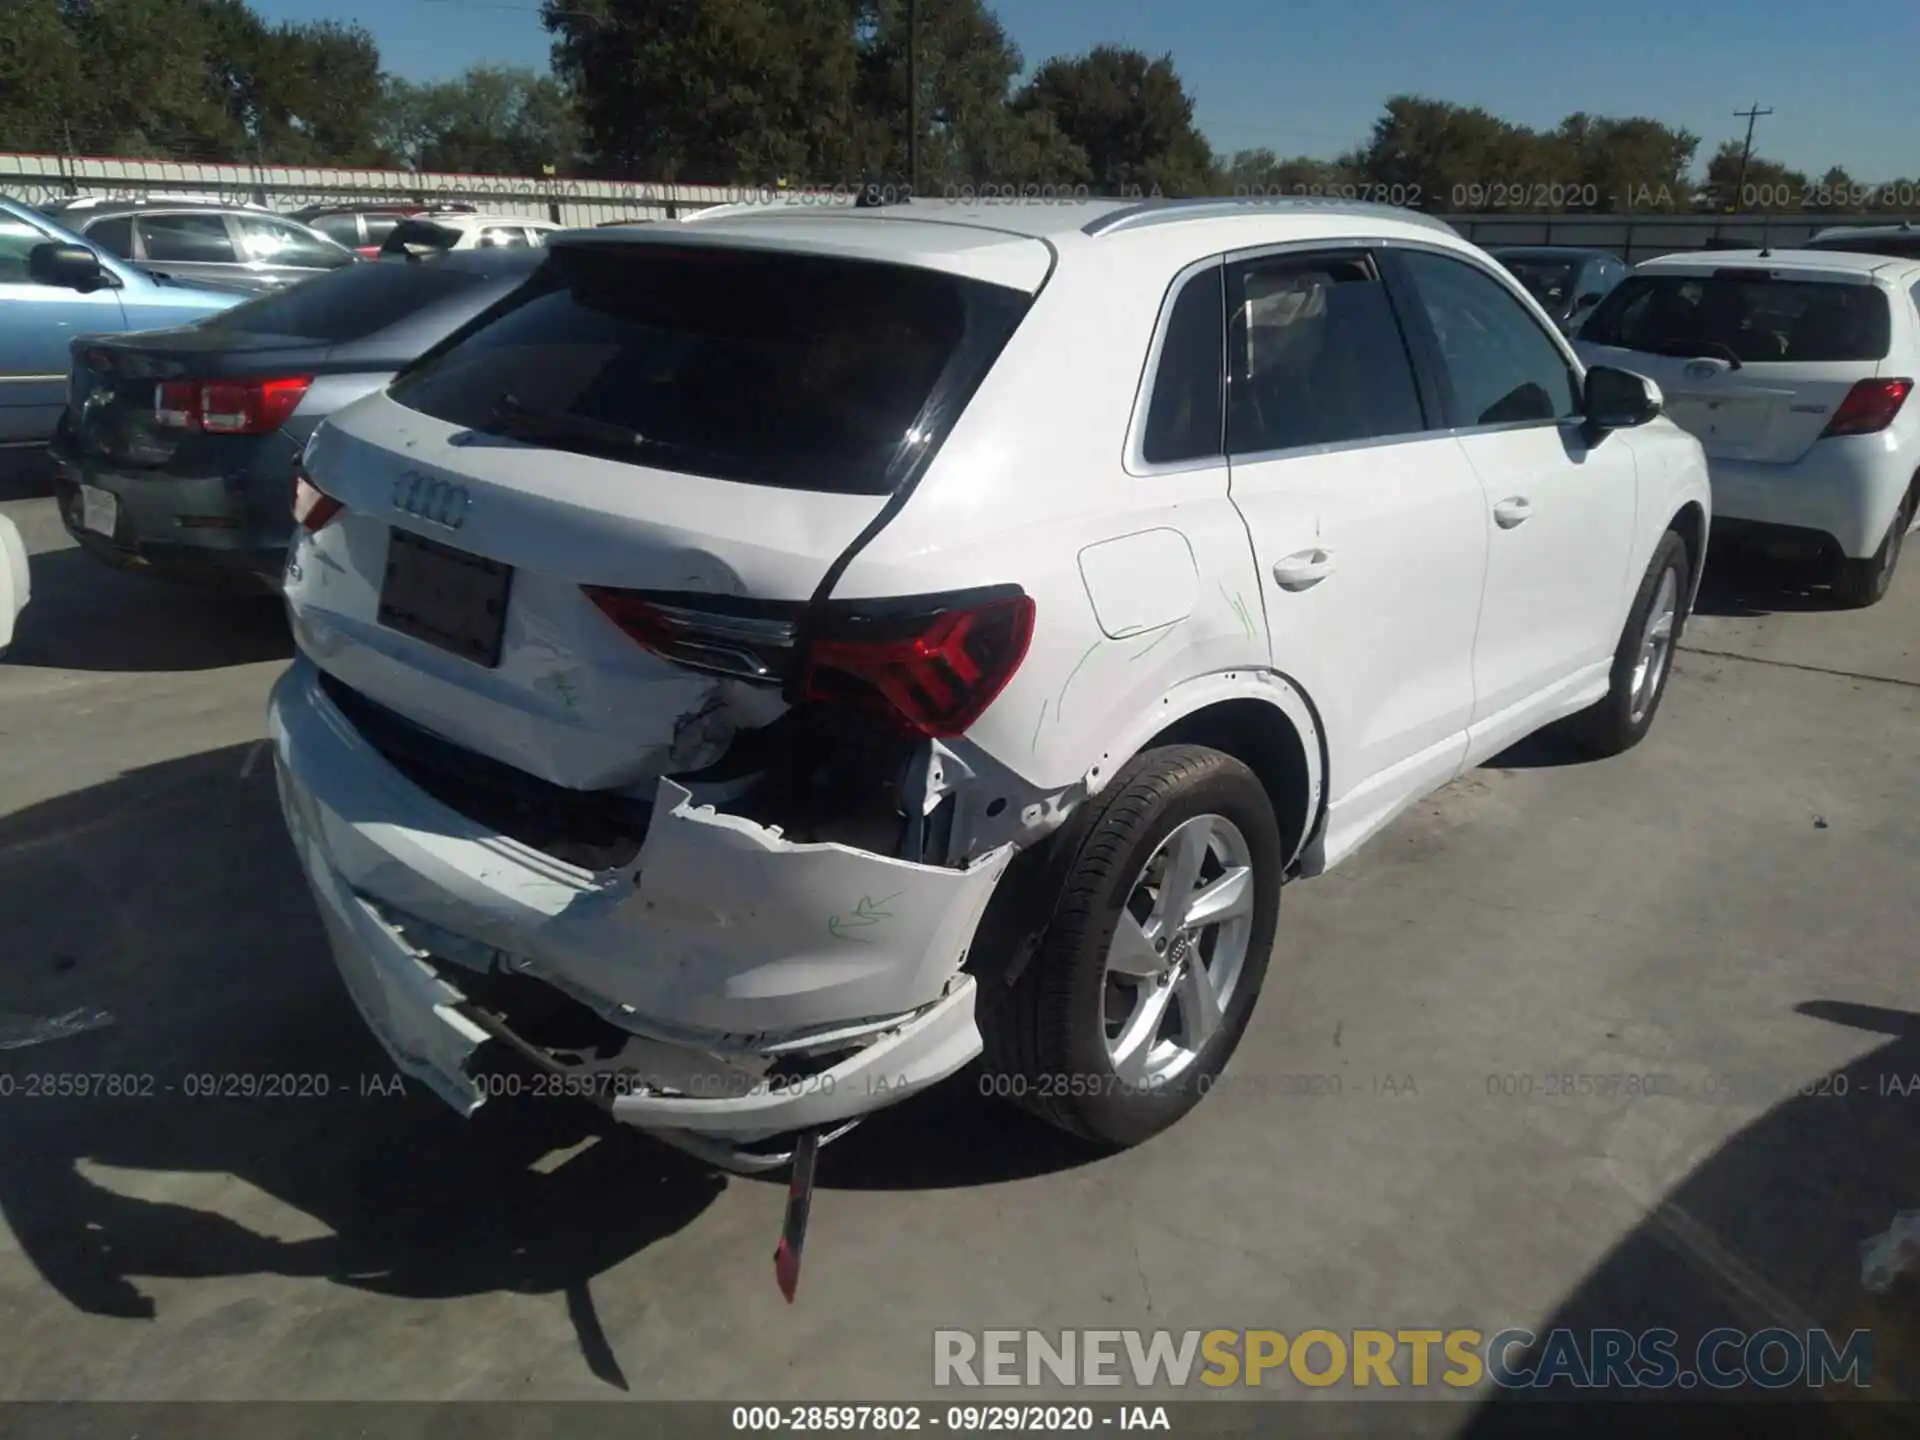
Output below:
[28,194,562,296]
[4,196,1917,1225]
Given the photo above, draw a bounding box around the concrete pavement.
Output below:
[3,462,1917,1419]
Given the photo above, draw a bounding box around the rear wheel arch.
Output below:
[1137,697,1320,871]
[1669,500,1708,618]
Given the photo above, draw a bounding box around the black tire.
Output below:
[979,744,1283,1147]
[1833,491,1913,609]
[1570,529,1690,758]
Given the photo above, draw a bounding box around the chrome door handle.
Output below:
[1493,497,1533,529]
[1273,548,1336,589]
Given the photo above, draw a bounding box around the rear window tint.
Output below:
[197,261,490,343]
[388,244,1031,495]
[1583,274,1891,363]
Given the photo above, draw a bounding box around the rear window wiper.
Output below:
[489,393,721,465]
[1643,337,1744,370]
[491,393,651,453]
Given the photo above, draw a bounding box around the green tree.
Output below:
[377,66,578,174]
[1014,46,1213,195]
[0,0,87,153]
[1704,138,1807,211]
[1351,95,1549,211]
[258,20,386,165]
[1550,113,1699,212]
[848,0,1085,187]
[1218,148,1360,199]
[545,0,866,182]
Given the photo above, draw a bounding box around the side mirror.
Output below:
[1583,365,1663,439]
[29,242,107,292]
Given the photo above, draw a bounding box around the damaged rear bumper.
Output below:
[268,659,1014,1168]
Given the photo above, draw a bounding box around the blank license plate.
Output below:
[80,484,118,536]
[377,528,513,668]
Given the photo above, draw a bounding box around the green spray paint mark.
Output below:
[1219,583,1256,642]
[1128,625,1177,661]
[828,892,903,942]
[1056,639,1103,717]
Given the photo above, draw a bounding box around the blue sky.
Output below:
[253,0,1919,181]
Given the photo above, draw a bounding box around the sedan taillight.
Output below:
[154,376,313,436]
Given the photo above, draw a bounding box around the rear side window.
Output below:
[84,215,134,258]
[196,261,492,344]
[136,213,237,264]
[1226,254,1425,455]
[1584,274,1892,363]
[310,214,361,246]
[363,215,402,245]
[389,244,1032,494]
[1141,266,1224,464]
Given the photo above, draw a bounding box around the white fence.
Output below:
[4,151,1914,257]
[0,151,754,225]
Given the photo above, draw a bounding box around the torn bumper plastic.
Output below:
[268,660,1013,1162]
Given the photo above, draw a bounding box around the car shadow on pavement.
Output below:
[6,546,293,673]
[1457,999,1920,1437]
[0,742,1095,1391]
[1691,546,1849,619]
[0,449,56,502]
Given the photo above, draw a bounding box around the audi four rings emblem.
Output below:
[392,470,471,529]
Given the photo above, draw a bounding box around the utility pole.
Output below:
[1730,103,1773,211]
[906,0,920,193]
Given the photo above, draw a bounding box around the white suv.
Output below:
[1577,249,1920,606]
[270,198,1710,1171]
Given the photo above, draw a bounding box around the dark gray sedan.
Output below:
[48,246,546,593]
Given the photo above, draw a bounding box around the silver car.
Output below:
[38,197,358,293]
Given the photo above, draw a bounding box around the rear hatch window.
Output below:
[195,261,491,344]
[387,242,1032,494]
[1583,272,1891,363]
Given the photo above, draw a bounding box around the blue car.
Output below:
[0,195,243,447]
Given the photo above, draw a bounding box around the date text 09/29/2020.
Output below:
[730,1405,1170,1434]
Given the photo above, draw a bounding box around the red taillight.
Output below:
[1822,378,1913,438]
[291,462,344,534]
[153,376,312,435]
[802,593,1036,739]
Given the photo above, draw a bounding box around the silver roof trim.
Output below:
[1083,197,1458,238]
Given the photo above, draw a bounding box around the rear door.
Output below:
[1224,246,1487,844]
[1577,266,1895,463]
[231,214,357,289]
[133,211,248,290]
[283,238,1042,790]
